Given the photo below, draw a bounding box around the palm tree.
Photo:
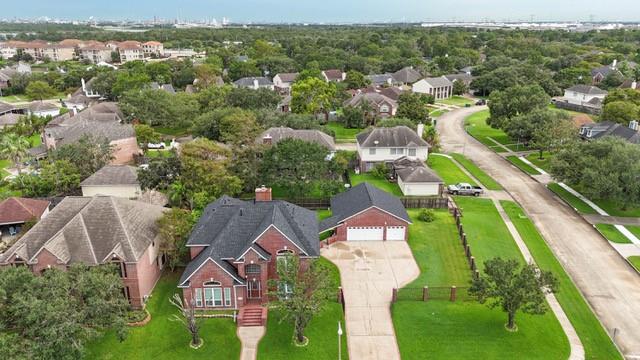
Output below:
[0,133,31,175]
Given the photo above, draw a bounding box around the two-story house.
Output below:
[579,121,640,144]
[0,196,166,309]
[118,41,144,63]
[345,92,398,118]
[356,125,429,172]
[272,72,299,93]
[178,187,319,326]
[412,76,454,100]
[562,85,607,106]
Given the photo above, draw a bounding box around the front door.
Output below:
[248,279,261,299]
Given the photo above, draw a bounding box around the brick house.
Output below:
[0,196,166,309]
[178,187,319,323]
[42,102,140,164]
[320,182,411,242]
[0,197,49,241]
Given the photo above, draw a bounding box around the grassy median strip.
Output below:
[500,201,622,360]
[595,224,632,244]
[428,155,477,186]
[547,183,598,215]
[506,156,541,175]
[628,256,640,272]
[450,153,502,190]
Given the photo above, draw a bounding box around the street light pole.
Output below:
[337,321,343,360]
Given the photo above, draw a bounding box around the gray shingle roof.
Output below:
[319,183,411,232]
[179,196,320,287]
[258,127,336,151]
[566,85,608,95]
[345,92,397,110]
[80,165,139,186]
[393,157,443,183]
[581,121,640,144]
[356,126,429,148]
[367,73,397,86]
[420,76,454,88]
[275,72,299,83]
[0,196,166,265]
[233,77,273,87]
[392,67,422,84]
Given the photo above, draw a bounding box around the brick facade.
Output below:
[332,207,409,242]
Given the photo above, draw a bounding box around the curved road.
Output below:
[437,106,640,358]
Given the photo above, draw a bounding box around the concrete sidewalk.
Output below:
[321,241,419,360]
[237,326,265,360]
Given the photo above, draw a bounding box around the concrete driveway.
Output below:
[322,241,419,360]
[437,106,640,357]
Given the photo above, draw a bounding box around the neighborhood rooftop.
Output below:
[80,165,139,186]
[356,126,429,148]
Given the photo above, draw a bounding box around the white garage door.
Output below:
[347,227,384,241]
[386,226,406,241]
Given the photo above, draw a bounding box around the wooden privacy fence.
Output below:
[452,203,481,280]
[253,196,449,210]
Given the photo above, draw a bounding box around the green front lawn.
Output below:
[591,199,640,218]
[271,182,327,199]
[427,155,476,186]
[257,257,347,359]
[325,122,363,143]
[86,272,242,360]
[500,201,622,359]
[436,96,474,107]
[450,153,502,190]
[393,199,570,359]
[595,224,632,244]
[507,156,541,175]
[349,171,403,196]
[429,109,448,118]
[464,110,524,152]
[628,256,640,272]
[0,159,10,178]
[404,209,470,287]
[547,183,597,215]
[525,152,553,173]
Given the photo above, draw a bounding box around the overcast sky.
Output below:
[2,0,640,23]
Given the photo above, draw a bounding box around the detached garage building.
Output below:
[320,182,411,242]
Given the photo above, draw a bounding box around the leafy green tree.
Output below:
[260,138,331,197]
[192,108,260,146]
[376,117,417,130]
[550,137,640,210]
[225,87,281,109]
[344,70,370,90]
[470,258,557,331]
[340,105,366,129]
[228,144,265,193]
[51,135,114,179]
[90,70,118,100]
[530,114,576,159]
[267,254,333,345]
[12,160,81,197]
[487,85,550,129]
[603,88,640,106]
[144,62,172,84]
[601,101,640,124]
[503,109,568,145]
[194,63,222,88]
[396,92,433,124]
[600,71,625,90]
[112,71,151,98]
[0,264,129,359]
[25,81,56,101]
[134,124,161,152]
[120,89,199,128]
[0,133,30,174]
[197,85,231,111]
[228,60,261,81]
[138,153,182,191]
[452,80,468,95]
[291,77,337,120]
[157,208,194,271]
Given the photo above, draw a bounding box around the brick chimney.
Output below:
[255,185,272,202]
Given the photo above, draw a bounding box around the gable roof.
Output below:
[566,85,607,95]
[81,165,139,187]
[0,197,49,225]
[26,101,59,113]
[322,69,344,81]
[367,73,398,86]
[274,72,299,83]
[233,77,273,87]
[258,127,336,151]
[393,157,443,183]
[345,92,397,110]
[419,76,454,88]
[392,67,422,84]
[0,196,165,265]
[356,126,429,148]
[319,183,411,232]
[179,196,320,287]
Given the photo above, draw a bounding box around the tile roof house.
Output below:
[0,197,50,240]
[322,69,346,82]
[43,103,140,164]
[412,76,454,100]
[391,67,422,85]
[356,126,429,172]
[233,77,275,90]
[258,127,336,152]
[0,196,166,308]
[81,165,141,198]
[178,188,319,322]
[392,157,444,196]
[345,92,398,118]
[579,121,640,144]
[319,182,411,242]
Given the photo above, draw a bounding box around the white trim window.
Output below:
[224,288,232,307]
[390,148,396,155]
[204,288,214,306]
[213,288,223,307]
[369,148,376,155]
[194,288,203,307]
[408,148,417,156]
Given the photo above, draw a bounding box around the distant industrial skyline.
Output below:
[2,0,640,23]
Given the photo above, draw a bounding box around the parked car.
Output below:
[447,183,483,196]
[475,99,486,106]
[147,142,166,149]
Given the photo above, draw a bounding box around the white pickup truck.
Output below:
[447,183,483,196]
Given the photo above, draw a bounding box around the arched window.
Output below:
[203,281,221,287]
[276,249,296,272]
[276,249,294,256]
